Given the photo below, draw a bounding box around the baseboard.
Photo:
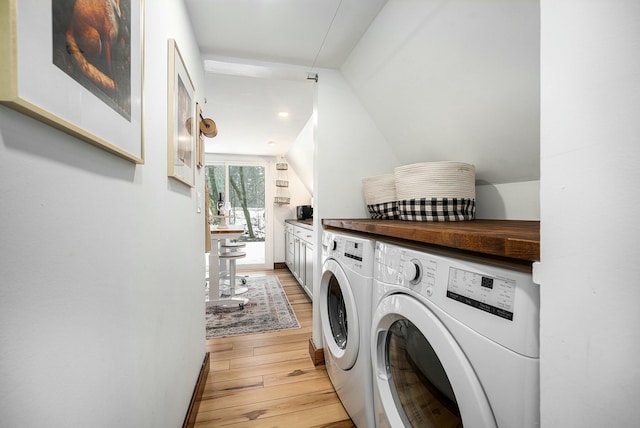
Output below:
[182,352,210,428]
[274,262,287,270]
[308,338,324,366]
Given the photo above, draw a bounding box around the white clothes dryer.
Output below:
[372,241,540,428]
[320,230,376,428]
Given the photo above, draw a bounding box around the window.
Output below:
[205,162,268,266]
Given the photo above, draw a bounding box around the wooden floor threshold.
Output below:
[309,337,325,366]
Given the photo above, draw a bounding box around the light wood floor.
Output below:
[195,268,355,428]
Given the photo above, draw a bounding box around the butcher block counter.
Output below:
[286,218,313,229]
[322,219,539,263]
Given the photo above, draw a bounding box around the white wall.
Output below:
[273,165,313,263]
[313,68,399,343]
[342,0,540,186]
[0,2,206,427]
[540,1,640,426]
[286,115,314,195]
[475,180,540,220]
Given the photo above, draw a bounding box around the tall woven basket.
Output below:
[394,162,476,221]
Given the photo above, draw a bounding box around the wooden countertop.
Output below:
[322,219,540,262]
[210,226,245,234]
[286,219,313,229]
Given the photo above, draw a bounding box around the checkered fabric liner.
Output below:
[367,201,400,219]
[398,198,476,221]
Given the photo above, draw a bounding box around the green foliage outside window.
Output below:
[205,164,265,241]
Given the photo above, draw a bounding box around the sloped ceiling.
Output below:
[185,0,388,156]
[201,71,314,156]
[342,1,540,184]
[186,0,540,185]
[186,0,389,68]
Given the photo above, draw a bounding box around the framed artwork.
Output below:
[196,103,204,169]
[167,38,196,187]
[0,0,145,163]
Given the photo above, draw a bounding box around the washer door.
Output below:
[372,293,497,428]
[320,258,360,370]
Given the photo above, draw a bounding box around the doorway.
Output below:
[205,161,272,268]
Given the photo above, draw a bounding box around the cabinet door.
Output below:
[285,230,294,269]
[304,242,314,297]
[293,237,302,281]
[300,241,307,285]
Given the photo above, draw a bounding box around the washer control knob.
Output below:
[330,239,338,251]
[426,286,433,297]
[402,260,419,283]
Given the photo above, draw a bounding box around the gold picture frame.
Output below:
[0,0,145,163]
[167,39,196,187]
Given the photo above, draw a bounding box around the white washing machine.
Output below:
[320,230,376,428]
[372,241,540,428]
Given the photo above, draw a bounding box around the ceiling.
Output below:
[184,0,388,156]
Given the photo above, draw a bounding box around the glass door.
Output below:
[385,318,462,427]
[205,161,270,268]
[319,259,360,370]
[372,294,497,428]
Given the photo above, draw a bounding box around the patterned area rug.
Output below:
[205,275,300,338]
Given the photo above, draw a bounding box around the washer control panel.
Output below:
[395,247,516,321]
[400,257,437,298]
[374,241,539,357]
[447,267,516,321]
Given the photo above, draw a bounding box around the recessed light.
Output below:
[278,111,289,118]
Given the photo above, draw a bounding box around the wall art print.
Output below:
[0,0,144,163]
[167,38,196,187]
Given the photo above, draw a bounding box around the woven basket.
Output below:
[394,162,476,221]
[362,174,399,219]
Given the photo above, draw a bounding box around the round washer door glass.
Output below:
[320,259,360,370]
[387,319,461,427]
[327,275,347,349]
[372,294,496,428]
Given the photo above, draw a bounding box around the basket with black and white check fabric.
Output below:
[367,201,400,219]
[398,198,475,221]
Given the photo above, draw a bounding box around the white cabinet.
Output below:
[285,221,314,300]
[303,241,313,297]
[285,223,294,271]
[294,234,301,280]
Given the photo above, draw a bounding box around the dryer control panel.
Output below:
[344,239,364,262]
[323,231,375,277]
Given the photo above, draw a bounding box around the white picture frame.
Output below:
[167,38,196,187]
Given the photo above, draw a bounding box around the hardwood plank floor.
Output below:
[196,268,355,428]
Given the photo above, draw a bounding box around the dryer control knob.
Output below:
[402,260,419,283]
